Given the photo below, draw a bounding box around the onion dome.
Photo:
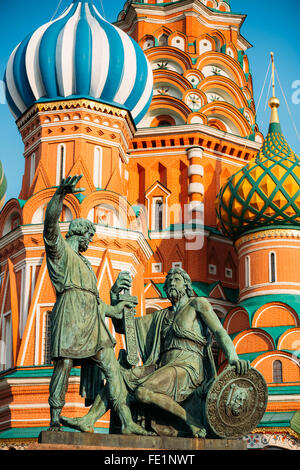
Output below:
[0,162,7,209]
[4,0,153,125]
[216,92,300,240]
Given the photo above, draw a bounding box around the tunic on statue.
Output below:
[44,230,116,360]
[122,305,208,403]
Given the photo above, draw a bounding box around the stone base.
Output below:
[32,430,247,451]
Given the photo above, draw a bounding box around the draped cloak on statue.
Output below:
[122,305,209,403]
[79,304,215,405]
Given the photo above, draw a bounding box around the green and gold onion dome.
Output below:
[216,96,300,240]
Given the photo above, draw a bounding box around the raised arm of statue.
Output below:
[44,175,85,243]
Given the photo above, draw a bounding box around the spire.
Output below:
[268,52,281,131]
[257,52,296,163]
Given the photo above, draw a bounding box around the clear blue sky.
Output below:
[0,0,299,201]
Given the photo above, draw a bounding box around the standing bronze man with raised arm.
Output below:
[43,174,149,435]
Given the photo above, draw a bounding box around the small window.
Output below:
[29,153,36,186]
[153,197,164,231]
[273,360,283,383]
[269,252,277,283]
[209,264,217,275]
[245,256,251,288]
[158,34,169,46]
[172,262,182,269]
[152,263,162,273]
[56,144,66,185]
[225,268,233,279]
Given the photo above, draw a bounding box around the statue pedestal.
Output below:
[31,431,247,451]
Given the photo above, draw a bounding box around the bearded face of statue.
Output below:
[78,230,94,253]
[165,273,187,304]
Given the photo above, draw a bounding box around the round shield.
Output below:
[205,366,268,439]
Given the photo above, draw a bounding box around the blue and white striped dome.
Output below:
[4,0,153,125]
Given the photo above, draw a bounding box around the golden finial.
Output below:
[268,52,280,123]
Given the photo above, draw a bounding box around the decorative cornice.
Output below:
[117,1,250,49]
[251,427,300,440]
[0,223,153,261]
[235,227,300,249]
[17,99,136,136]
[135,122,262,150]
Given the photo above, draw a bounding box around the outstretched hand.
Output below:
[56,175,85,196]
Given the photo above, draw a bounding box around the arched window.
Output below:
[158,33,169,46]
[245,255,251,288]
[93,146,103,188]
[273,360,283,383]
[56,144,66,185]
[29,153,36,186]
[269,252,277,283]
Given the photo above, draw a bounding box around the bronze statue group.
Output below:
[44,175,251,438]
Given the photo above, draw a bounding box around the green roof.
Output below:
[74,193,86,204]
[223,286,239,303]
[236,350,270,362]
[236,294,300,325]
[260,326,296,347]
[259,411,297,428]
[0,366,80,380]
[0,426,108,440]
[150,224,223,237]
[268,386,300,395]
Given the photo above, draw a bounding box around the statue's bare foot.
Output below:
[190,424,207,438]
[122,422,154,436]
[60,416,94,433]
